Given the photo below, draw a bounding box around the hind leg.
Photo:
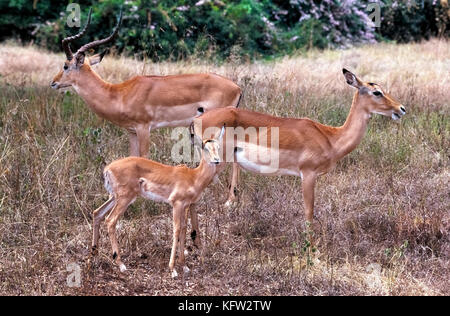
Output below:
[91,196,115,256]
[105,196,134,273]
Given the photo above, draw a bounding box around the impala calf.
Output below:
[195,69,406,223]
[91,126,225,277]
[51,9,241,158]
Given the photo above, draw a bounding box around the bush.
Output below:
[0,0,448,61]
[379,0,450,42]
[272,0,376,52]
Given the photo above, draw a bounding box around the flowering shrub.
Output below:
[0,0,448,60]
[272,0,376,51]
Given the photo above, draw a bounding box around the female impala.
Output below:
[50,10,241,158]
[91,126,225,277]
[194,69,406,223]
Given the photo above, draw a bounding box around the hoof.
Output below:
[193,242,202,250]
[119,263,127,273]
[183,265,190,275]
[171,269,179,279]
[91,246,98,256]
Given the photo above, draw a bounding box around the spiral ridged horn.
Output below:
[61,8,92,60]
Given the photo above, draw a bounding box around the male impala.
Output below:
[194,69,406,223]
[50,10,241,158]
[91,126,225,277]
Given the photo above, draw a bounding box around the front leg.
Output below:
[128,130,139,157]
[225,162,240,207]
[302,171,317,224]
[169,202,187,278]
[136,125,150,158]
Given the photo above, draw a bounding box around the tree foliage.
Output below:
[0,0,448,61]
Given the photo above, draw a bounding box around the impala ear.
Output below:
[343,68,363,89]
[89,49,108,66]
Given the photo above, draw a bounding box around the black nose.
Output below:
[400,106,406,114]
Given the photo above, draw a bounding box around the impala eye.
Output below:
[373,91,382,97]
[63,64,68,70]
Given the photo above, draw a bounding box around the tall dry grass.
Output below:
[0,39,449,295]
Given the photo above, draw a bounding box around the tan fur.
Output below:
[51,56,241,157]
[91,129,225,276]
[195,69,406,222]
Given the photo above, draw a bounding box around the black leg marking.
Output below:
[191,230,197,241]
[112,252,117,260]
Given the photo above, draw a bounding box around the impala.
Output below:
[91,125,225,277]
[194,69,406,223]
[50,9,242,159]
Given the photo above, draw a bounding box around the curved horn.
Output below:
[75,10,122,56]
[62,8,92,60]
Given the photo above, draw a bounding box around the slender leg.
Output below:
[105,196,133,273]
[225,162,240,207]
[189,207,202,249]
[128,131,139,157]
[178,207,189,274]
[91,196,115,255]
[302,171,317,224]
[136,125,150,158]
[169,202,185,278]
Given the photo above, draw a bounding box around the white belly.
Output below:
[140,189,169,204]
[235,145,300,176]
[151,118,193,129]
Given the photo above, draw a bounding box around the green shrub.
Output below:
[0,0,448,60]
[380,0,450,42]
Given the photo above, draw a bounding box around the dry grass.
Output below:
[0,39,449,295]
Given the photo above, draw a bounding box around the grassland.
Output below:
[0,40,448,295]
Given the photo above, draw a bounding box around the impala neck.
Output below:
[334,91,371,160]
[193,156,217,190]
[72,66,116,117]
